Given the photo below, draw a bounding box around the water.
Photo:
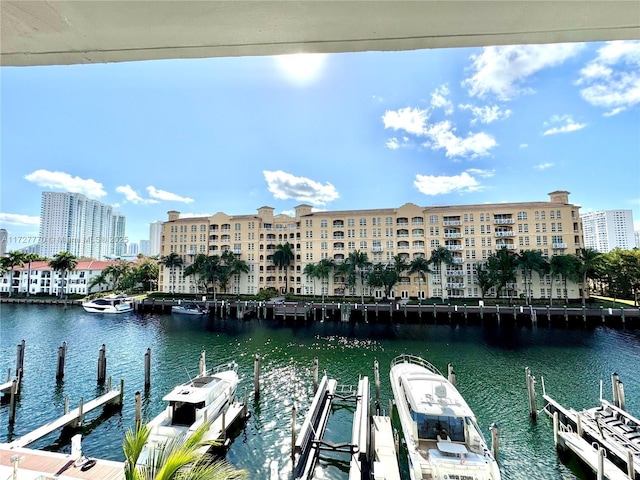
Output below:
[1,304,639,479]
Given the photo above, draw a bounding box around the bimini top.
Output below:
[392,356,475,418]
[163,375,230,405]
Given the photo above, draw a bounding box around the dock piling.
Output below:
[447,363,456,387]
[254,353,261,398]
[135,391,141,430]
[490,423,499,461]
[291,403,297,459]
[313,357,319,393]
[144,348,151,388]
[78,397,85,427]
[8,378,18,425]
[56,342,67,380]
[374,359,380,404]
[526,367,537,420]
[627,449,635,479]
[16,339,25,376]
[97,344,107,384]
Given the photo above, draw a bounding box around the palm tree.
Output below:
[303,262,318,298]
[103,260,131,291]
[429,247,453,300]
[577,248,602,306]
[515,250,547,305]
[228,254,250,295]
[273,243,294,294]
[161,253,184,294]
[23,252,42,297]
[408,255,431,302]
[49,251,78,304]
[123,421,247,480]
[346,250,372,305]
[316,258,335,303]
[184,253,208,294]
[550,254,580,305]
[88,271,110,294]
[2,251,26,297]
[486,247,518,299]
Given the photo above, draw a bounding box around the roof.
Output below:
[8,260,121,272]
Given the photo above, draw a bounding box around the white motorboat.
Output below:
[390,354,501,480]
[137,353,239,465]
[171,301,208,315]
[82,294,134,313]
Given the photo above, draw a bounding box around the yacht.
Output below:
[390,354,501,480]
[82,294,134,313]
[137,356,239,465]
[171,301,208,315]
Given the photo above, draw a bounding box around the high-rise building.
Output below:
[110,213,127,257]
[159,191,584,300]
[149,221,163,256]
[38,192,125,259]
[580,210,635,253]
[0,229,7,256]
[139,239,151,256]
[127,242,139,256]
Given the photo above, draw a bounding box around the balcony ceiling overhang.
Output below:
[2,1,639,67]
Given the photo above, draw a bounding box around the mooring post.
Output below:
[464,304,468,320]
[16,339,25,376]
[597,447,605,480]
[135,391,141,430]
[313,357,319,393]
[620,307,625,326]
[221,409,226,441]
[553,411,559,447]
[582,305,587,323]
[56,341,67,380]
[374,359,380,404]
[65,395,69,415]
[447,363,456,387]
[78,397,85,426]
[432,303,436,319]
[97,344,107,384]
[627,449,635,478]
[199,350,206,376]
[600,306,605,323]
[525,367,537,420]
[291,403,297,459]
[364,305,368,323]
[480,303,484,320]
[243,386,248,417]
[612,372,620,407]
[490,423,499,461]
[576,413,583,436]
[546,305,550,322]
[120,378,125,405]
[144,348,151,388]
[8,378,18,425]
[107,376,112,391]
[6,368,10,383]
[254,353,261,397]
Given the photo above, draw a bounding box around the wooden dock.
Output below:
[8,389,122,448]
[555,430,630,480]
[274,301,312,321]
[201,400,249,450]
[0,445,124,480]
[370,416,401,480]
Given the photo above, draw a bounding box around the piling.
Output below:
[97,344,107,384]
[135,391,141,430]
[489,423,499,461]
[78,397,85,426]
[553,411,559,447]
[628,450,635,478]
[199,350,206,376]
[144,348,151,388]
[374,359,380,403]
[291,403,297,459]
[463,304,468,320]
[597,447,604,480]
[65,396,69,414]
[432,303,437,320]
[16,339,25,376]
[526,367,537,420]
[55,342,67,380]
[576,413,583,436]
[8,378,18,425]
[447,363,456,387]
[313,357,319,393]
[364,305,368,323]
[254,353,261,397]
[612,372,620,407]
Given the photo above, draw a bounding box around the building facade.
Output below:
[110,213,127,257]
[0,229,7,257]
[580,209,636,253]
[0,260,118,296]
[149,221,163,256]
[159,191,584,300]
[39,192,125,259]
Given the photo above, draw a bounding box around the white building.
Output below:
[139,239,150,256]
[0,229,7,257]
[0,260,118,296]
[110,212,127,257]
[39,192,126,259]
[580,210,636,253]
[149,221,163,256]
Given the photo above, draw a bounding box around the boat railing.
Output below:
[206,361,238,376]
[391,354,443,376]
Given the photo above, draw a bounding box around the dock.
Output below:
[274,301,312,321]
[543,373,640,480]
[202,400,249,450]
[8,388,123,449]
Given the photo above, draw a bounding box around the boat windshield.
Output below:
[171,400,205,426]
[411,412,465,442]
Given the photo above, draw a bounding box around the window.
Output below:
[480,214,484,222]
[517,211,528,220]
[321,241,327,250]
[348,218,355,227]
[359,218,367,226]
[348,241,355,249]
[556,210,562,219]
[235,223,241,230]
[305,219,313,227]
[429,215,438,224]
[386,217,393,225]
[360,241,367,249]
[320,220,327,227]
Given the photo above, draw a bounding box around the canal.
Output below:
[1,303,639,479]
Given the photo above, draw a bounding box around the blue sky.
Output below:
[1,41,639,252]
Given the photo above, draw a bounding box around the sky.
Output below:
[1,40,639,252]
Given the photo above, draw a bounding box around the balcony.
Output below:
[445,245,463,251]
[233,249,242,255]
[333,235,345,240]
[495,231,515,237]
[446,270,464,276]
[443,220,462,226]
[494,218,514,225]
[372,246,383,252]
[452,258,464,263]
[552,243,568,249]
[447,282,465,289]
[496,244,517,250]
[444,232,462,238]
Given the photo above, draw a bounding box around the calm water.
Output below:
[1,304,639,479]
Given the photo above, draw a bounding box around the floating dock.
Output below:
[543,373,640,480]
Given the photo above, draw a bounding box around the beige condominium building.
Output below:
[159,190,584,301]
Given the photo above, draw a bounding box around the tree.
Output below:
[577,248,603,306]
[367,262,399,300]
[161,253,184,294]
[88,271,110,294]
[227,253,249,295]
[134,258,160,292]
[486,247,518,299]
[515,250,547,305]
[1,251,26,297]
[103,260,132,291]
[273,243,294,294]
[408,255,431,301]
[549,254,580,305]
[316,259,335,303]
[429,247,453,300]
[123,421,247,480]
[49,251,78,304]
[475,262,496,300]
[303,262,319,298]
[184,254,209,293]
[345,250,372,305]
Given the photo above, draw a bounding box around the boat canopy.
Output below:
[163,376,229,404]
[399,370,474,418]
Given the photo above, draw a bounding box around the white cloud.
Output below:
[386,138,400,150]
[535,163,554,170]
[24,169,106,198]
[463,43,585,100]
[576,40,640,115]
[543,115,587,135]
[431,85,454,115]
[0,213,40,226]
[423,121,497,158]
[414,170,488,195]
[116,185,157,204]
[382,107,429,135]
[520,144,529,149]
[459,104,512,124]
[146,186,194,203]
[263,170,339,206]
[279,209,296,217]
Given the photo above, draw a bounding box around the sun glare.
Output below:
[276,53,326,83]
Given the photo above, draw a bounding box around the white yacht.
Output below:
[390,354,501,480]
[82,294,134,313]
[171,301,208,316]
[137,354,239,465]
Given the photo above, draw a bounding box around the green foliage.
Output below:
[256,287,278,301]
